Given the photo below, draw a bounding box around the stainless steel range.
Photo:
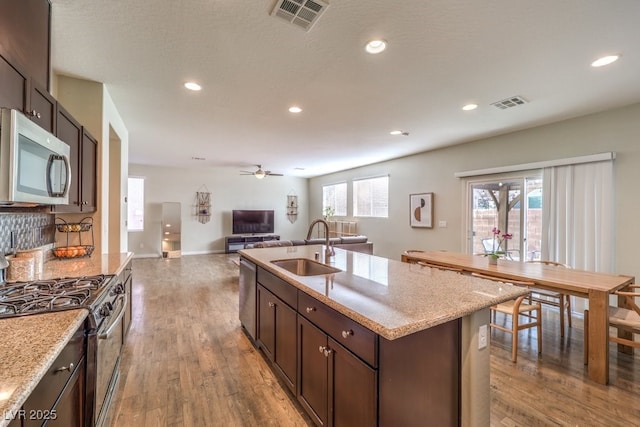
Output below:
[0,273,126,427]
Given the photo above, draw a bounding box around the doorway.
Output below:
[468,175,542,261]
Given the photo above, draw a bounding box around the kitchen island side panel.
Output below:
[379,318,461,427]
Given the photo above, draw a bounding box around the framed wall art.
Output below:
[410,192,433,228]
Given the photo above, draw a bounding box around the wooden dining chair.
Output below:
[583,284,640,365]
[471,273,542,362]
[526,260,573,337]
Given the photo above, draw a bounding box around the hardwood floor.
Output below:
[107,254,640,426]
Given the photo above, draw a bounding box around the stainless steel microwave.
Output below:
[0,108,71,206]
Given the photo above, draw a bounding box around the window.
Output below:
[127,177,145,231]
[353,176,388,218]
[323,182,347,217]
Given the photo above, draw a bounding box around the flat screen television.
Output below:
[232,209,275,234]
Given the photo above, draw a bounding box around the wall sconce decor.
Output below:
[287,191,298,224]
[196,185,211,224]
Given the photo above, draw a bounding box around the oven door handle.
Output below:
[98,294,127,340]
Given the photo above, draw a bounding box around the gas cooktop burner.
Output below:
[0,274,114,318]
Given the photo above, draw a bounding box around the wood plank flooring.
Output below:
[106,254,640,426]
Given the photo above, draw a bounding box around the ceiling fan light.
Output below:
[255,170,266,179]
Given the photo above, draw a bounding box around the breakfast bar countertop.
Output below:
[238,245,529,340]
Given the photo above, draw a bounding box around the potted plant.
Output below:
[486,227,512,265]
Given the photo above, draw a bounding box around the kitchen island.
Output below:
[238,246,529,426]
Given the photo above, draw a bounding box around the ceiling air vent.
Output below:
[271,0,329,31]
[491,96,528,110]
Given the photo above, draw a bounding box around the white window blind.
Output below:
[353,176,388,218]
[323,182,347,216]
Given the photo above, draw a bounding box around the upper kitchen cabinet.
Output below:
[80,129,97,212]
[0,54,29,110]
[0,0,54,132]
[53,106,97,213]
[28,80,56,132]
[0,0,51,90]
[55,104,82,211]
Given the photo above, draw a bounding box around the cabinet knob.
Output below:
[318,345,326,354]
[341,330,353,339]
[306,307,316,314]
[268,301,275,308]
[30,109,41,119]
[54,362,74,373]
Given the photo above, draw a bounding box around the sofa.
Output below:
[251,235,373,254]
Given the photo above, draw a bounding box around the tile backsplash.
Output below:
[0,213,55,254]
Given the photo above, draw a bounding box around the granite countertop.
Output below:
[239,246,529,340]
[0,252,133,426]
[0,309,88,427]
[40,252,134,280]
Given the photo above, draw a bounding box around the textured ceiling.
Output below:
[50,0,640,178]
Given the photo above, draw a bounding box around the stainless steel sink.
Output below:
[271,258,341,276]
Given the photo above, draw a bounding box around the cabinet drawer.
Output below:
[257,267,297,308]
[298,291,377,367]
[23,322,85,424]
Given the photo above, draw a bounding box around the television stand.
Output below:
[225,234,280,254]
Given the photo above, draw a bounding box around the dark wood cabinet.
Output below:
[27,80,56,133]
[297,316,377,427]
[22,322,86,427]
[52,119,97,213]
[122,261,133,342]
[54,104,82,210]
[297,316,329,425]
[80,129,97,212]
[257,284,297,393]
[45,356,86,427]
[331,337,377,427]
[0,54,28,110]
[0,0,51,90]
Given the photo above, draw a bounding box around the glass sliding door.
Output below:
[468,174,542,262]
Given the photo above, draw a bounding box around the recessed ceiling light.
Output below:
[591,54,620,67]
[390,130,403,135]
[289,106,303,113]
[184,82,202,91]
[365,39,387,54]
[462,104,478,111]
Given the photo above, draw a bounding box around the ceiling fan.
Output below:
[240,165,283,179]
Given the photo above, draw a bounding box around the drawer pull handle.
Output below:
[54,362,74,373]
[341,330,353,339]
[306,307,316,313]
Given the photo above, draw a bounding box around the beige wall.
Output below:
[128,164,310,257]
[54,75,129,255]
[309,102,640,279]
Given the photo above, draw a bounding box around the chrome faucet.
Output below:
[306,218,334,261]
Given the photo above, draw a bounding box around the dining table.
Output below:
[401,250,636,385]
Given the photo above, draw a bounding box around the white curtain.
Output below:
[542,160,614,311]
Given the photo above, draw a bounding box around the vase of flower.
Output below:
[485,227,512,265]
